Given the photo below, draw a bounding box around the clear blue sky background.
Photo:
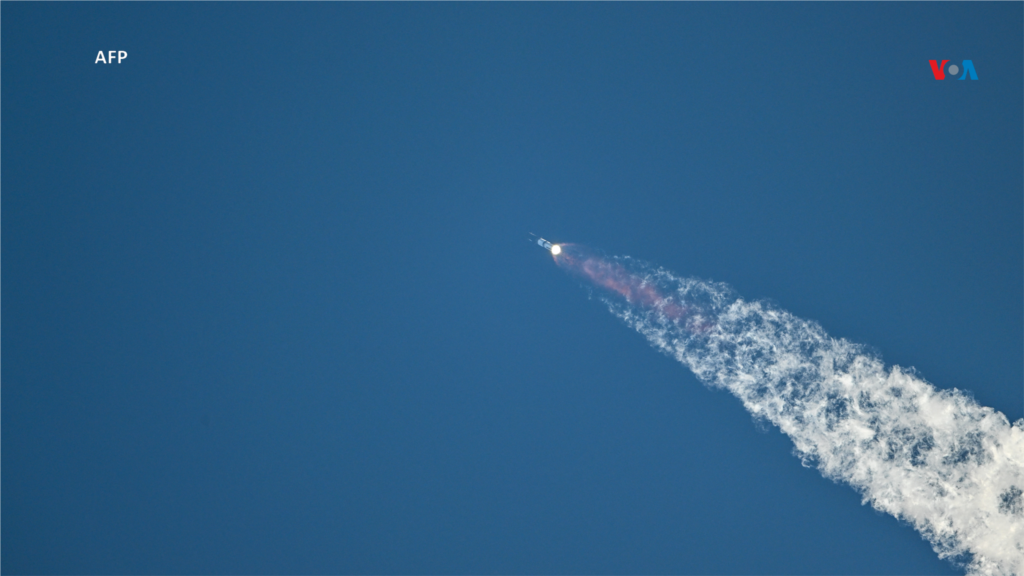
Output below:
[3,3,1021,574]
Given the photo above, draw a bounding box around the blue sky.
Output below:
[3,3,1021,574]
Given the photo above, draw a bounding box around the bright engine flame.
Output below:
[550,245,562,255]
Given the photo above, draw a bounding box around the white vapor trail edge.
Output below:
[601,260,1024,575]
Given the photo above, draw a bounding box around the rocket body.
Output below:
[529,234,561,255]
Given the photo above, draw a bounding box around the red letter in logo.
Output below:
[929,60,950,80]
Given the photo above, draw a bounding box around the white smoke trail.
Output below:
[600,258,1024,575]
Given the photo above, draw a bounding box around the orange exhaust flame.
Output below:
[553,244,700,327]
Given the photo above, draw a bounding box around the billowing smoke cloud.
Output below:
[553,246,1024,575]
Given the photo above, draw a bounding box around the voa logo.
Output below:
[929,60,978,80]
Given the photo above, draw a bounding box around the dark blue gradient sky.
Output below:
[3,3,1021,574]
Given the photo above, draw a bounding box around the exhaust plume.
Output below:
[548,244,1024,575]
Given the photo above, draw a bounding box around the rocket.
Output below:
[528,233,561,255]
